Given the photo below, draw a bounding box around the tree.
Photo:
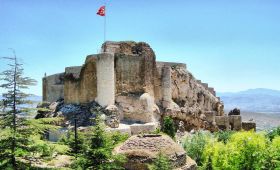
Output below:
[162,116,176,138]
[67,130,86,157]
[72,116,126,170]
[0,49,37,169]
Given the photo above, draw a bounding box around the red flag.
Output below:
[97,6,105,16]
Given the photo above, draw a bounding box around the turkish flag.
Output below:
[97,6,105,16]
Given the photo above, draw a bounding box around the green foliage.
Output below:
[67,131,86,156]
[71,157,88,170]
[110,131,129,146]
[32,143,55,157]
[199,131,269,170]
[149,152,172,170]
[267,126,280,141]
[263,136,280,169]
[28,135,69,159]
[152,127,161,134]
[183,131,211,166]
[0,53,37,168]
[162,116,176,138]
[214,130,234,144]
[72,116,127,170]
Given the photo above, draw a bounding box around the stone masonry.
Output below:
[42,41,230,131]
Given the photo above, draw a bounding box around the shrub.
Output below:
[162,116,176,138]
[228,131,268,169]
[31,143,55,157]
[201,131,268,170]
[267,126,280,141]
[201,140,228,170]
[110,131,129,146]
[263,136,280,169]
[183,131,211,166]
[214,130,234,144]
[149,152,172,170]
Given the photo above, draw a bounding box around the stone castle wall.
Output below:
[43,73,64,103]
[64,56,97,104]
[42,41,223,130]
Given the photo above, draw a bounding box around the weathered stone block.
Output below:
[242,121,256,131]
[130,122,157,135]
[229,115,242,131]
[106,123,132,136]
[215,116,230,130]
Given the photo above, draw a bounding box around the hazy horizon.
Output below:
[1,0,280,96]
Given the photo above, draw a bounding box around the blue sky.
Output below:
[1,0,280,96]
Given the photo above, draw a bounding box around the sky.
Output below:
[0,0,280,96]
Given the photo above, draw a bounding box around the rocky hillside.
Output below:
[218,88,280,113]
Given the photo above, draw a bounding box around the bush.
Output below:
[162,116,176,138]
[267,126,280,141]
[263,136,280,169]
[32,143,55,157]
[149,152,172,170]
[214,130,234,144]
[110,131,129,146]
[201,131,268,170]
[183,131,211,166]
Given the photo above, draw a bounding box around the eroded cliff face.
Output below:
[166,66,224,131]
[42,41,225,131]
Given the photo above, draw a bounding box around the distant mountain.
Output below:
[0,95,42,103]
[218,88,280,113]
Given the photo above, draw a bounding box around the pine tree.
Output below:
[82,116,126,170]
[0,49,37,169]
[68,130,85,157]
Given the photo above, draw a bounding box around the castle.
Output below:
[43,41,246,132]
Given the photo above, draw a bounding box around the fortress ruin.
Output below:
[42,41,246,133]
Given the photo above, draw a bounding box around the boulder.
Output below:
[114,134,195,170]
[105,105,120,128]
[49,102,59,112]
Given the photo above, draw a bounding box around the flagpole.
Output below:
[104,1,107,44]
